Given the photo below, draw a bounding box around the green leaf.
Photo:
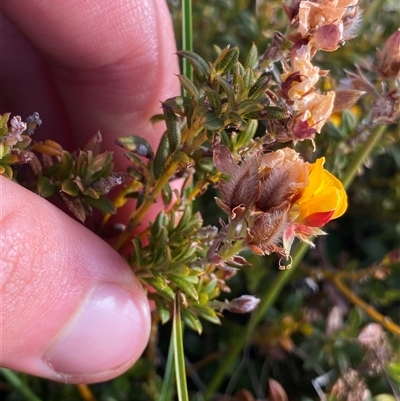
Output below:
[177,50,210,84]
[147,272,175,300]
[177,75,199,100]
[203,87,222,116]
[243,68,255,90]
[235,119,258,148]
[124,152,151,182]
[162,181,173,206]
[243,42,258,69]
[200,111,225,131]
[181,309,203,334]
[197,157,216,173]
[216,46,239,74]
[115,135,154,159]
[85,195,117,215]
[248,74,271,99]
[163,96,192,116]
[173,294,189,401]
[132,237,145,269]
[155,297,171,324]
[36,176,56,198]
[61,180,79,197]
[153,132,170,179]
[0,113,11,138]
[215,75,236,110]
[192,304,221,325]
[169,275,199,301]
[387,361,400,383]
[163,106,182,153]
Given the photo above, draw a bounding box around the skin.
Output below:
[0,0,180,383]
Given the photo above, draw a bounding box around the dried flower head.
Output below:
[214,145,347,258]
[221,295,261,314]
[285,0,361,51]
[376,29,400,79]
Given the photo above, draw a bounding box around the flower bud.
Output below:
[221,295,260,314]
[333,89,365,112]
[376,29,400,79]
[357,323,384,348]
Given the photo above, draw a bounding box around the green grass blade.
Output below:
[159,332,176,401]
[0,369,43,401]
[173,293,189,401]
[181,0,193,82]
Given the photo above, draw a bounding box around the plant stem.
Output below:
[182,0,193,82]
[76,384,97,401]
[327,274,400,336]
[204,241,309,399]
[0,369,43,401]
[173,293,189,401]
[204,124,388,398]
[341,124,387,190]
[114,159,180,250]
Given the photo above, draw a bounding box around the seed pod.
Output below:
[153,132,170,179]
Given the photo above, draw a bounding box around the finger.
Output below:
[0,0,180,162]
[0,176,151,383]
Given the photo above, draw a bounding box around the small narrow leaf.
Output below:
[124,152,151,182]
[203,87,222,116]
[153,133,170,179]
[236,119,258,148]
[155,298,171,324]
[169,275,199,301]
[177,75,199,100]
[217,47,239,74]
[181,309,203,334]
[162,106,181,153]
[115,136,154,159]
[248,74,271,99]
[147,272,175,300]
[177,50,210,83]
[85,195,117,215]
[163,96,192,116]
[243,42,258,70]
[215,75,236,110]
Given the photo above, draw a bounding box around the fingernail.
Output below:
[43,284,149,377]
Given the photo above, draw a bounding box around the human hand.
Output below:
[0,0,179,383]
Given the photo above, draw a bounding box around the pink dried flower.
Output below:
[221,295,260,314]
[376,29,400,79]
[3,115,27,147]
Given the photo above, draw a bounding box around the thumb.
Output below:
[0,177,151,383]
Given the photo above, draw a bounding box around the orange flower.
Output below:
[292,157,347,227]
